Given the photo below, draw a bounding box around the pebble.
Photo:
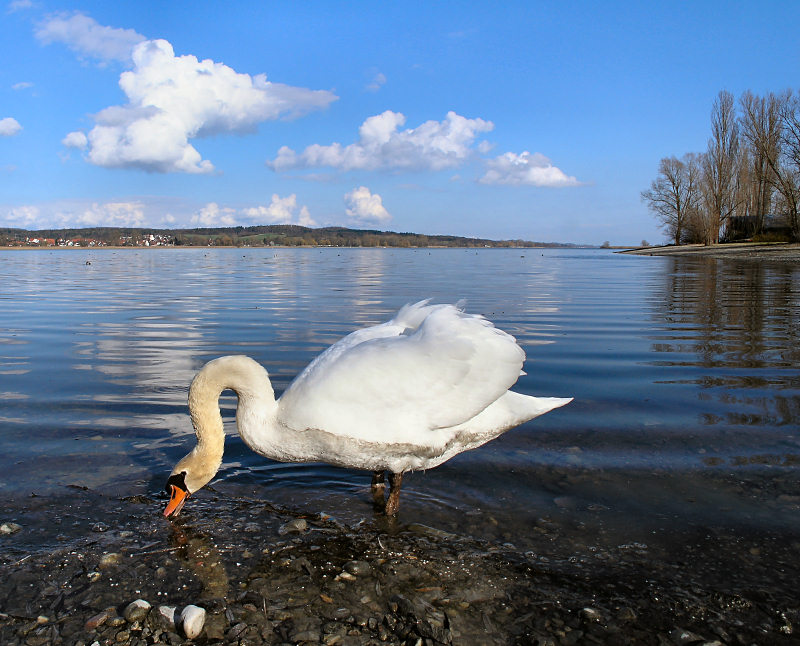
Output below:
[156,605,177,631]
[98,552,122,568]
[85,607,115,631]
[123,599,151,623]
[279,518,308,535]
[0,522,22,535]
[344,560,372,576]
[180,604,206,639]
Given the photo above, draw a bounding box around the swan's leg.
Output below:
[371,470,386,507]
[385,472,403,516]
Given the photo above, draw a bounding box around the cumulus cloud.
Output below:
[5,205,40,226]
[243,194,316,226]
[68,38,337,173]
[269,110,494,173]
[77,202,146,227]
[479,151,580,187]
[35,12,146,63]
[0,117,22,136]
[344,186,391,224]
[62,131,88,149]
[190,203,237,227]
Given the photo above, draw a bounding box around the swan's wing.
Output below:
[277,304,525,443]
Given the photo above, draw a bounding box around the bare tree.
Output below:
[776,91,800,239]
[739,91,782,234]
[701,91,740,244]
[641,153,702,244]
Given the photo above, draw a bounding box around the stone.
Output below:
[98,553,122,569]
[343,561,372,576]
[180,605,206,639]
[0,522,22,535]
[278,518,308,535]
[123,599,151,623]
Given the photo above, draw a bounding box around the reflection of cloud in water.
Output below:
[0,248,573,498]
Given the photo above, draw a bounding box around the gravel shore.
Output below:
[1,486,798,645]
[619,242,800,261]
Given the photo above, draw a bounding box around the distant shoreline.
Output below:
[620,242,800,261]
[0,244,587,251]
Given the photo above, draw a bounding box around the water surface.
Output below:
[1,247,798,550]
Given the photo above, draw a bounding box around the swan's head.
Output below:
[163,449,222,517]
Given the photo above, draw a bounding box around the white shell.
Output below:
[180,604,206,639]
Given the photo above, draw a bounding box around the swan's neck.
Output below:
[180,356,277,492]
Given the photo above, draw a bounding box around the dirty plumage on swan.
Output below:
[164,301,572,517]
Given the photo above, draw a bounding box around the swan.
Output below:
[164,301,571,517]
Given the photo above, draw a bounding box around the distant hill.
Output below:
[0,225,581,249]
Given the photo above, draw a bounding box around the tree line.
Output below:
[0,224,576,249]
[642,90,800,245]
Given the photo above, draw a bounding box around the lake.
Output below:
[1,246,799,550]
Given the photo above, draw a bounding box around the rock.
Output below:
[98,552,122,569]
[85,608,115,631]
[278,518,308,535]
[123,599,151,623]
[155,605,177,631]
[180,605,206,639]
[293,629,322,642]
[91,522,109,533]
[0,522,22,535]
[343,560,372,576]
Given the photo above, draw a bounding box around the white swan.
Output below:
[164,301,571,517]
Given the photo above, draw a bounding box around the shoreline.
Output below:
[620,241,800,261]
[2,488,798,645]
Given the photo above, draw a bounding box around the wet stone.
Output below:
[343,560,371,576]
[0,522,22,535]
[123,599,151,623]
[278,518,308,535]
[98,552,122,569]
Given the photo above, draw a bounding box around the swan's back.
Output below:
[277,302,526,444]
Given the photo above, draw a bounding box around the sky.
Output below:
[1,1,799,245]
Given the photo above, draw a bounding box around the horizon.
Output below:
[2,2,799,246]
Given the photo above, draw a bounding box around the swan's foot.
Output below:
[371,470,386,508]
[385,472,403,516]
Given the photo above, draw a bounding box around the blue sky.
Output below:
[1,1,798,245]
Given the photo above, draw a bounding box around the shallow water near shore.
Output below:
[1,247,799,643]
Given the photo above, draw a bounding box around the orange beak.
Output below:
[164,484,189,517]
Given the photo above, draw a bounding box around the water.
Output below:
[1,247,798,551]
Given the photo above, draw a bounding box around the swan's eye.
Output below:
[165,471,187,495]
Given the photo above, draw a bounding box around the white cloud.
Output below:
[12,81,33,90]
[77,202,146,227]
[344,186,391,224]
[62,131,88,149]
[77,38,336,173]
[7,0,33,13]
[366,72,386,93]
[0,117,22,136]
[479,151,580,187]
[243,194,316,226]
[35,12,146,63]
[269,110,494,172]
[190,203,237,227]
[5,205,40,225]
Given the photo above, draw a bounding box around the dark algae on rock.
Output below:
[1,487,799,645]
